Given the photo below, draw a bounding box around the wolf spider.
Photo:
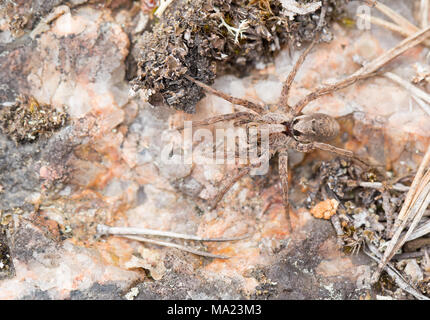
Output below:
[182,37,369,232]
[101,25,424,257]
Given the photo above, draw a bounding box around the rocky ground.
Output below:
[0,0,429,299]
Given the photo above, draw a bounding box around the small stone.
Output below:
[310,199,339,220]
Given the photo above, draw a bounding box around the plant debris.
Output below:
[0,95,68,144]
[131,0,349,113]
[305,157,430,298]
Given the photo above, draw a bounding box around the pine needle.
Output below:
[371,146,430,283]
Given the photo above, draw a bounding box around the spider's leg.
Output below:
[208,147,275,210]
[175,111,257,131]
[184,75,266,114]
[310,142,354,157]
[313,142,372,167]
[292,73,371,115]
[294,141,370,167]
[278,148,292,233]
[279,36,318,111]
[208,166,252,211]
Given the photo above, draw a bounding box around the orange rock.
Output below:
[310,199,339,220]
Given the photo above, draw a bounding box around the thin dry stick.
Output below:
[97,224,250,242]
[365,243,429,300]
[279,36,318,108]
[385,72,430,111]
[356,14,411,38]
[154,0,175,18]
[412,95,430,117]
[421,0,429,29]
[406,219,430,241]
[392,251,426,261]
[346,180,410,192]
[184,75,265,114]
[356,12,430,46]
[122,235,230,259]
[373,1,419,34]
[383,72,430,117]
[395,147,430,225]
[293,25,430,114]
[398,170,430,241]
[372,146,430,283]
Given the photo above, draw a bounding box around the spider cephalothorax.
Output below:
[246,111,341,143]
[289,113,340,143]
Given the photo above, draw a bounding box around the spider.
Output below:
[181,36,370,233]
[100,26,430,258]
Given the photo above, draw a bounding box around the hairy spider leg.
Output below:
[175,111,257,131]
[208,148,275,210]
[279,36,319,111]
[278,148,292,233]
[292,73,374,115]
[184,74,265,114]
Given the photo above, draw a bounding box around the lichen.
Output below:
[0,95,68,143]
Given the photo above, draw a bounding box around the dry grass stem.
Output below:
[365,242,429,300]
[97,224,249,242]
[406,219,430,241]
[373,1,419,34]
[412,95,430,117]
[420,0,429,28]
[293,25,430,113]
[96,224,251,259]
[122,235,230,259]
[385,72,430,116]
[359,1,430,45]
[347,180,410,192]
[357,14,412,38]
[372,146,430,283]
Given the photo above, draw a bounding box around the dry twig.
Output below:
[346,180,410,192]
[365,242,429,300]
[154,0,175,18]
[405,218,430,241]
[384,72,430,116]
[121,235,230,259]
[357,1,430,46]
[372,146,430,283]
[420,0,429,29]
[97,224,249,259]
